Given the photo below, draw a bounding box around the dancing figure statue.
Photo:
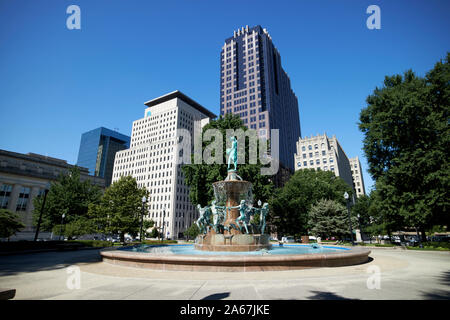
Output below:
[233,200,251,234]
[210,200,226,233]
[226,136,238,171]
[196,204,212,234]
[259,202,269,235]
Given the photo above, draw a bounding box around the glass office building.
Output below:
[76,127,130,186]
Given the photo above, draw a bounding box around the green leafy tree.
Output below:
[149,227,160,239]
[52,217,96,239]
[270,169,353,237]
[359,53,450,240]
[88,176,149,243]
[308,199,357,239]
[32,167,102,235]
[351,195,372,233]
[182,113,274,207]
[0,209,25,240]
[143,219,155,238]
[185,223,200,240]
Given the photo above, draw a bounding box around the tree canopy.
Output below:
[308,199,357,239]
[32,167,102,233]
[88,175,149,242]
[359,53,450,236]
[182,113,274,206]
[270,169,353,236]
[0,209,25,240]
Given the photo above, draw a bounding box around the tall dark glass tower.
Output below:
[76,127,130,186]
[220,25,301,171]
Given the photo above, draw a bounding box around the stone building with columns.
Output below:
[0,149,105,240]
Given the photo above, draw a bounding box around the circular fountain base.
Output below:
[100,245,371,272]
[194,234,271,252]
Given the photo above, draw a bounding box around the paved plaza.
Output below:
[0,248,449,300]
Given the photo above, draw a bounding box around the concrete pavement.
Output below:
[0,248,448,300]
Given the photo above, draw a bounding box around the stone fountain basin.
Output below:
[100,245,371,272]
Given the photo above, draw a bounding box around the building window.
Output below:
[302,146,306,151]
[308,145,312,150]
[297,162,301,168]
[0,184,12,209]
[16,187,30,211]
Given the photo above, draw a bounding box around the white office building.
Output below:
[112,91,216,239]
[294,134,354,191]
[349,156,366,197]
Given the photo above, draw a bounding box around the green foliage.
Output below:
[148,227,160,238]
[32,167,102,233]
[142,219,155,238]
[185,223,200,239]
[308,199,357,239]
[0,209,25,239]
[52,217,97,239]
[407,242,450,251]
[88,176,149,242]
[182,113,274,206]
[270,169,353,236]
[359,53,450,233]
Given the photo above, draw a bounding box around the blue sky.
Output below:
[1,0,449,193]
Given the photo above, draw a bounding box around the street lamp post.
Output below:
[140,196,147,242]
[60,212,66,241]
[160,205,166,242]
[34,183,51,242]
[344,192,354,246]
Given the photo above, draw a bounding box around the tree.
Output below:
[182,113,274,207]
[52,217,96,239]
[308,199,357,240]
[185,223,200,240]
[143,219,155,238]
[351,195,371,233]
[270,169,353,237]
[88,176,149,243]
[149,227,160,239]
[32,167,102,234]
[359,53,450,240]
[0,209,25,240]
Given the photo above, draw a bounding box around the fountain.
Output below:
[100,136,371,271]
[194,161,271,251]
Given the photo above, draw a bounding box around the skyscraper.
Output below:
[76,127,130,186]
[349,157,366,197]
[112,91,216,239]
[220,25,301,171]
[294,133,355,193]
